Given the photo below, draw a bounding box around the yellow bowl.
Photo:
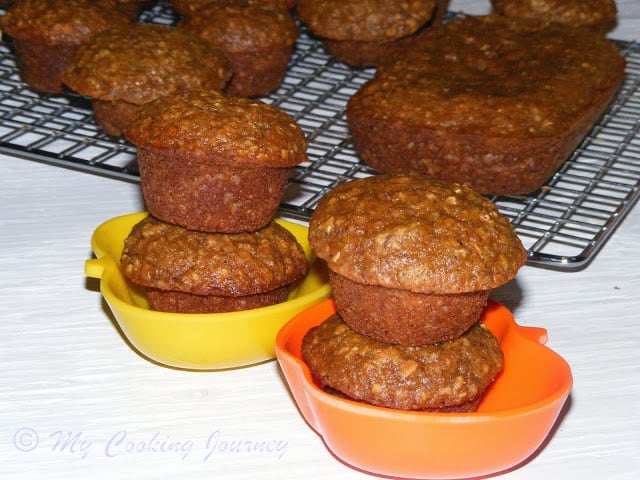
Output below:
[85,212,331,370]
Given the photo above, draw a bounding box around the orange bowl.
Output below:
[275,299,572,479]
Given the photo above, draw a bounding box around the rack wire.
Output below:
[1,2,639,270]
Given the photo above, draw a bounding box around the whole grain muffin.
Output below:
[62,24,231,136]
[302,314,504,411]
[308,174,527,346]
[491,0,617,32]
[0,0,130,93]
[121,215,309,313]
[124,90,307,233]
[179,1,298,97]
[296,0,437,68]
[346,15,626,195]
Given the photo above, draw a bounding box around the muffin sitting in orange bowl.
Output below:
[305,174,527,412]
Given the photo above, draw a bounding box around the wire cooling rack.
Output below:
[1,2,639,271]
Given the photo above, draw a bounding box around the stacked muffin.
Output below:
[119,90,310,313]
[302,174,527,411]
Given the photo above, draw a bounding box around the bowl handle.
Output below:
[85,257,109,280]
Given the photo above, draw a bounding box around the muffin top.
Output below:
[309,174,527,294]
[125,90,307,167]
[62,24,231,104]
[348,15,625,138]
[179,1,298,52]
[302,314,504,411]
[121,216,309,296]
[491,0,617,29]
[296,0,436,41]
[0,0,130,45]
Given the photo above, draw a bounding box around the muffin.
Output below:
[491,0,618,32]
[346,15,626,195]
[120,215,309,313]
[296,0,437,68]
[0,0,131,93]
[308,174,527,346]
[124,90,307,233]
[302,314,504,411]
[62,24,231,136]
[179,1,298,97]
[171,0,295,17]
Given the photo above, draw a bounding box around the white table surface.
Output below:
[1,1,639,479]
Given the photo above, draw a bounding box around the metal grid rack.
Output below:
[1,2,639,271]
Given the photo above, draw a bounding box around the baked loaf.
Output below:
[491,0,618,32]
[0,0,130,93]
[346,15,626,195]
[124,90,307,233]
[296,0,437,67]
[121,215,309,313]
[302,314,504,411]
[179,1,298,97]
[308,174,526,345]
[62,24,231,136]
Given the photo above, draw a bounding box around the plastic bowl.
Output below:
[85,212,330,370]
[275,299,572,479]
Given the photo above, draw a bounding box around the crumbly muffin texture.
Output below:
[491,0,617,29]
[120,216,309,297]
[302,314,504,411]
[296,0,436,41]
[125,90,306,167]
[309,174,527,294]
[62,24,231,105]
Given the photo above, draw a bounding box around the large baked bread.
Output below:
[346,15,626,195]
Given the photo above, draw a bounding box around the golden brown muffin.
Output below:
[171,0,295,17]
[0,0,130,93]
[296,0,437,67]
[121,215,309,313]
[62,24,231,136]
[346,15,626,195]
[124,90,307,233]
[491,0,617,32]
[308,174,527,346]
[302,314,504,411]
[179,1,298,97]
